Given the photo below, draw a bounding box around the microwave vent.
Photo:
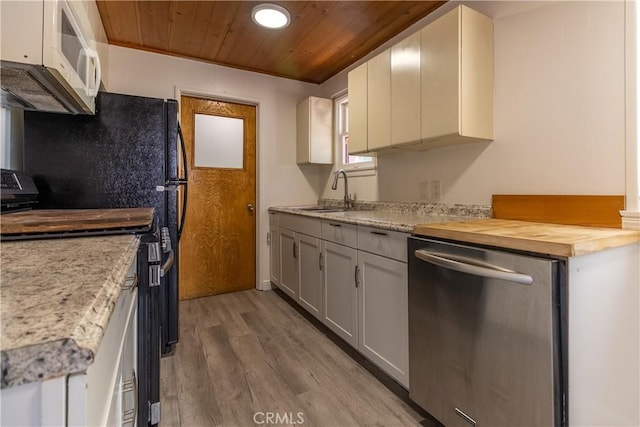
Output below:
[0,62,87,114]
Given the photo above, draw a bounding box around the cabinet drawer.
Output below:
[357,226,408,262]
[269,211,279,227]
[279,213,321,238]
[322,220,357,248]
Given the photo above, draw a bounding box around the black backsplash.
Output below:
[23,92,174,229]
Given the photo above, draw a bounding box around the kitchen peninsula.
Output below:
[1,235,139,425]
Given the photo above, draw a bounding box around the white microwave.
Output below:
[0,0,102,114]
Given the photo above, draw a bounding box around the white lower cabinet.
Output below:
[0,377,66,426]
[269,212,281,286]
[279,228,298,299]
[276,213,323,304]
[297,234,323,320]
[68,258,138,427]
[268,213,409,388]
[322,240,358,348]
[269,224,281,286]
[357,251,409,388]
[120,295,138,426]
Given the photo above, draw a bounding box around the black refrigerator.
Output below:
[23,92,187,425]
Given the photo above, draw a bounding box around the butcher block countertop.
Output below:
[413,219,640,257]
[0,235,139,388]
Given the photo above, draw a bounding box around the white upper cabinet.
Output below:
[391,31,421,146]
[347,63,369,155]
[367,49,391,151]
[296,96,334,165]
[347,5,493,154]
[347,49,391,154]
[417,5,494,149]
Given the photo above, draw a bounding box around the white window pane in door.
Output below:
[194,114,244,169]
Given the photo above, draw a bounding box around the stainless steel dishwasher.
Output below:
[408,236,567,427]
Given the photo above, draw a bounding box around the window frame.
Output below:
[334,93,377,174]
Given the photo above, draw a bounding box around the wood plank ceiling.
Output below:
[96,1,447,84]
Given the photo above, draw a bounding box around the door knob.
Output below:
[247,203,254,212]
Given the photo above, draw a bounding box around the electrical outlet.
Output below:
[430,180,442,201]
[267,231,272,246]
[420,181,429,200]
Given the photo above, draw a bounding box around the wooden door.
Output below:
[179,96,256,300]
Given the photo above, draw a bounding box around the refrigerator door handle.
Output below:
[161,249,175,277]
[177,123,189,243]
[160,226,175,277]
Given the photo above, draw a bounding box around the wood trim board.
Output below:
[1,208,155,235]
[492,195,625,229]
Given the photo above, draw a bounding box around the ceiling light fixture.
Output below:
[251,4,291,29]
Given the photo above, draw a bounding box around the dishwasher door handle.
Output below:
[414,250,534,285]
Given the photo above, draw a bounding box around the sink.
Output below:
[325,210,374,217]
[294,206,347,213]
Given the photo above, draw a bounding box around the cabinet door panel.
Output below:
[367,49,391,150]
[270,225,281,285]
[296,96,333,165]
[358,251,409,387]
[119,292,137,427]
[421,7,459,140]
[391,31,421,146]
[297,234,323,320]
[323,241,358,348]
[459,6,494,139]
[0,379,65,426]
[347,62,368,154]
[279,229,298,299]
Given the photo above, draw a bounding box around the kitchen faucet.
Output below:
[331,169,354,209]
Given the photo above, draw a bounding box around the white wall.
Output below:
[320,1,627,205]
[107,46,322,289]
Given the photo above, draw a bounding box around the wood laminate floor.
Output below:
[159,289,437,427]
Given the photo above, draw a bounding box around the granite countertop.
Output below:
[1,235,140,388]
[413,219,640,257]
[270,203,640,256]
[269,202,489,233]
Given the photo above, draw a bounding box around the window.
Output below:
[335,94,376,172]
